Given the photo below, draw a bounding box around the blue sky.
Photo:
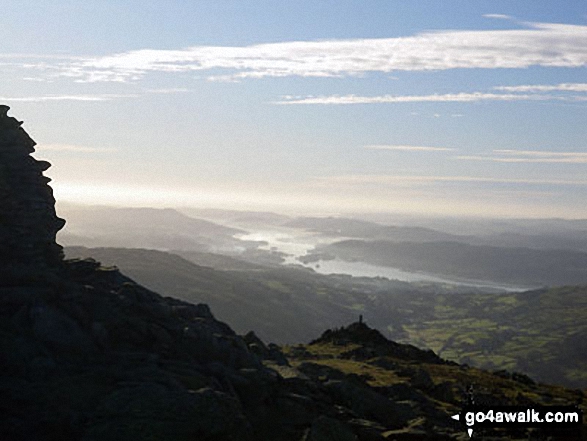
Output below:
[2,1,586,217]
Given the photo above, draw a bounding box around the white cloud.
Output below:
[494,82,587,92]
[37,143,117,153]
[33,21,587,82]
[275,92,552,105]
[483,14,513,20]
[365,144,455,152]
[0,94,138,102]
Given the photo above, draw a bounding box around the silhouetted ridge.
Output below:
[0,105,65,282]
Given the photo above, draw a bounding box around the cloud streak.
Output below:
[28,21,587,82]
[494,82,587,92]
[457,156,587,164]
[495,149,587,157]
[275,92,552,105]
[0,94,138,102]
[456,149,587,164]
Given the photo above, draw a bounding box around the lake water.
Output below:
[237,229,528,292]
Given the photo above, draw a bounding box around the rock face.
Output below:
[0,105,65,281]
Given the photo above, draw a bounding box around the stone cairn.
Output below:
[0,105,65,283]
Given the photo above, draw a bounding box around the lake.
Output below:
[236,229,528,292]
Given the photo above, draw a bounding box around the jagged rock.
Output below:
[0,105,65,283]
[268,342,290,366]
[244,330,289,365]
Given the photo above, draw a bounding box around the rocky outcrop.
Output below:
[0,105,65,283]
[311,321,444,365]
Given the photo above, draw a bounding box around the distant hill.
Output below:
[179,207,291,227]
[286,216,459,242]
[57,206,254,253]
[289,215,587,252]
[315,239,587,287]
[474,231,587,253]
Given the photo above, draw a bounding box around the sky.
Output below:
[1,0,586,218]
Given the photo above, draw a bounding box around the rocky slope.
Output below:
[280,322,586,440]
[1,106,585,440]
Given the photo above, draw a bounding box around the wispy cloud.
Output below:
[457,155,587,164]
[21,21,586,83]
[494,82,587,92]
[0,53,84,60]
[456,149,587,164]
[37,143,117,153]
[275,92,551,105]
[365,144,455,152]
[482,14,513,20]
[495,149,587,157]
[0,94,138,102]
[315,174,587,186]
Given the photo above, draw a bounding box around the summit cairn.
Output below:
[0,105,65,282]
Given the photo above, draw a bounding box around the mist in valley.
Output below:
[58,202,587,289]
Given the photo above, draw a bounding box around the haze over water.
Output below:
[238,230,530,291]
